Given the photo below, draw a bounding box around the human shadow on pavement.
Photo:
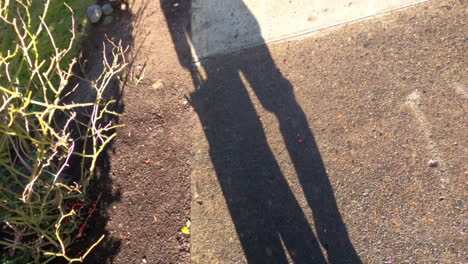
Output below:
[162,1,361,263]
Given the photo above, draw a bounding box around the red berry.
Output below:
[297,138,303,143]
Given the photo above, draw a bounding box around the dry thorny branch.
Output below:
[0,0,127,262]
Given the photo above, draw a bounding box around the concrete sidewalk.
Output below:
[190,0,467,263]
[191,0,429,59]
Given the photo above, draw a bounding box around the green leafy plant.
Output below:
[0,0,126,263]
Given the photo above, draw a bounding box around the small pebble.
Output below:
[173,3,179,7]
[101,3,114,15]
[142,257,147,264]
[152,80,163,90]
[102,15,114,25]
[428,159,438,167]
[87,5,102,23]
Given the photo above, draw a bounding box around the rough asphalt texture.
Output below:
[190,0,467,263]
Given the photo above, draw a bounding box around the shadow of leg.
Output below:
[240,46,362,264]
[191,64,326,263]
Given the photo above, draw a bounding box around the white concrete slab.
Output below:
[191,0,430,60]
